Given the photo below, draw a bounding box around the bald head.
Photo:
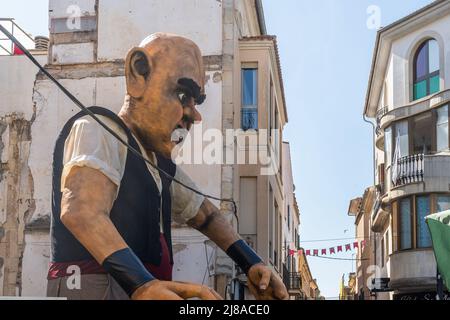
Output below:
[120,33,206,159]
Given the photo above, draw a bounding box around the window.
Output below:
[388,104,449,157]
[241,68,258,130]
[413,39,440,100]
[396,194,450,252]
[385,126,392,167]
[437,195,450,212]
[399,198,412,250]
[416,196,432,248]
[437,105,449,152]
[393,120,409,159]
[412,112,433,155]
[381,237,385,268]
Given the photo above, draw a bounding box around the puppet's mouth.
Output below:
[171,127,188,145]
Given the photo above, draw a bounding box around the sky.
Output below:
[1,0,435,299]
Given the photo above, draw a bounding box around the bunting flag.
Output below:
[291,240,367,258]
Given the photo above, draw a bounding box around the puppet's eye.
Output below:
[178,92,189,105]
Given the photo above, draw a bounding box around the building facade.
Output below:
[0,0,302,299]
[364,0,450,300]
[348,187,376,300]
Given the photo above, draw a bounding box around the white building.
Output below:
[364,0,450,300]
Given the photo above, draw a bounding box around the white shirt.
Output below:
[61,115,204,226]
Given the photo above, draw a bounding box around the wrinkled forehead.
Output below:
[141,34,205,89]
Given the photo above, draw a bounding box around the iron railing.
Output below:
[0,18,35,55]
[375,106,388,136]
[282,265,302,291]
[392,154,424,187]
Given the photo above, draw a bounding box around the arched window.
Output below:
[413,39,440,100]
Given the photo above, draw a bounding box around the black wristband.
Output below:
[102,248,155,297]
[226,239,263,274]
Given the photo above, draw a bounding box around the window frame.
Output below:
[386,104,450,162]
[241,67,258,131]
[413,39,440,101]
[395,193,450,252]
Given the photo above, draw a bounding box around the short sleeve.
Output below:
[170,167,205,224]
[61,115,128,191]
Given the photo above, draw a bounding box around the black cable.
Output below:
[0,24,238,220]
[309,255,368,261]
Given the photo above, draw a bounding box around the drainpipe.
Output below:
[363,114,376,186]
[363,113,377,300]
[255,0,267,35]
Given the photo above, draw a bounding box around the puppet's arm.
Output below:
[187,199,289,300]
[61,166,221,300]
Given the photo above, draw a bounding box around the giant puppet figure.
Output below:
[47,33,289,300]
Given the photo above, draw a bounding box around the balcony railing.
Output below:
[0,18,35,55]
[282,266,302,291]
[375,106,388,136]
[392,154,424,187]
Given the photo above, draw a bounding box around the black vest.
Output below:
[51,106,175,266]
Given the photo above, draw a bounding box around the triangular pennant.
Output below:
[361,240,366,249]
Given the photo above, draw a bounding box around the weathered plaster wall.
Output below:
[0,54,47,296]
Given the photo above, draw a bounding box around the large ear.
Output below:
[125,47,153,99]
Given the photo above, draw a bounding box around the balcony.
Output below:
[392,154,424,187]
[282,265,302,294]
[0,18,38,55]
[388,153,450,200]
[389,250,436,293]
[378,89,450,131]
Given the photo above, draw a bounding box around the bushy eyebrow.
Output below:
[177,78,206,105]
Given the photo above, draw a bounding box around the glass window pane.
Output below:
[412,112,432,155]
[429,39,440,73]
[242,69,257,106]
[416,196,432,248]
[394,121,409,158]
[241,108,258,130]
[400,198,412,250]
[415,43,428,80]
[437,106,449,152]
[385,126,392,166]
[414,80,427,100]
[437,195,450,212]
[437,124,448,152]
[430,75,440,94]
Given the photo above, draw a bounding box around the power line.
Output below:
[309,255,368,261]
[300,236,370,243]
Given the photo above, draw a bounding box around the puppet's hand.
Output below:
[131,280,223,300]
[247,263,289,300]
